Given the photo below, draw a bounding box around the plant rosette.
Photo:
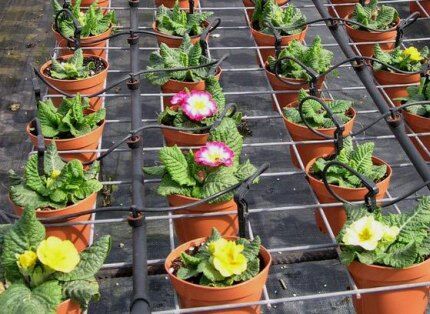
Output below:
[265,36,333,107]
[155,0,200,9]
[144,121,258,242]
[305,138,392,235]
[0,207,111,313]
[250,1,308,63]
[327,0,370,18]
[153,2,213,48]
[372,45,429,105]
[8,144,103,251]
[409,0,430,16]
[165,228,272,313]
[52,0,116,58]
[26,94,106,163]
[282,90,356,168]
[40,48,108,110]
[345,0,400,57]
[243,0,289,19]
[337,197,430,314]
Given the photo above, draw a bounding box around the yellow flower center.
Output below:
[193,100,206,110]
[209,238,248,277]
[358,227,372,242]
[36,236,80,273]
[402,47,423,62]
[50,169,61,179]
[17,250,37,270]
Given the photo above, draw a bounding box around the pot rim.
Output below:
[349,258,430,272]
[250,23,308,38]
[52,24,113,41]
[167,193,234,204]
[152,21,209,40]
[264,61,324,84]
[372,68,422,77]
[165,66,222,85]
[403,108,430,121]
[162,126,209,137]
[40,53,109,83]
[164,236,272,291]
[345,14,400,33]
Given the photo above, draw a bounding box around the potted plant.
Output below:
[265,36,333,106]
[283,89,356,168]
[243,0,289,18]
[40,48,108,110]
[159,77,243,147]
[72,0,109,12]
[165,228,271,311]
[372,44,429,106]
[410,0,430,17]
[153,2,213,48]
[250,1,307,62]
[144,119,258,243]
[328,0,369,19]
[338,197,430,314]
[345,0,400,57]
[0,207,111,313]
[397,77,430,161]
[26,94,106,163]
[52,0,116,58]
[305,138,392,235]
[8,144,103,252]
[145,34,220,105]
[155,0,198,9]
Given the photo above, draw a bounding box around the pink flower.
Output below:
[181,91,218,121]
[195,142,235,167]
[170,90,189,106]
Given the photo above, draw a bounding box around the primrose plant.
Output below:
[144,119,258,203]
[52,0,116,38]
[338,196,430,268]
[48,48,96,80]
[348,0,399,31]
[0,207,111,312]
[252,0,306,36]
[373,44,429,72]
[155,2,213,37]
[9,144,103,210]
[398,77,430,117]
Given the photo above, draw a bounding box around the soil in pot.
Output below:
[305,156,392,235]
[12,193,97,252]
[410,0,430,16]
[155,0,200,9]
[40,54,108,111]
[167,194,238,244]
[328,0,370,18]
[57,299,82,314]
[165,236,272,313]
[403,110,430,161]
[282,102,356,168]
[373,70,421,106]
[26,116,105,163]
[345,15,400,57]
[348,259,430,314]
[153,21,208,48]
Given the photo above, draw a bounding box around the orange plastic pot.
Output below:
[26,117,105,163]
[57,299,82,314]
[162,128,209,147]
[167,194,238,244]
[53,25,112,59]
[373,70,420,106]
[12,193,97,252]
[410,0,430,16]
[403,110,430,161]
[264,62,325,108]
[328,0,370,18]
[282,100,356,168]
[72,0,109,11]
[153,22,207,48]
[40,54,108,111]
[345,15,400,57]
[348,259,430,314]
[161,67,221,107]
[305,156,392,235]
[155,0,199,9]
[250,25,308,63]
[165,236,272,313]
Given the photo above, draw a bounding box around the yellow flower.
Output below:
[50,169,61,179]
[402,47,423,62]
[342,216,386,250]
[382,225,399,243]
[36,237,80,273]
[209,238,247,277]
[16,250,37,270]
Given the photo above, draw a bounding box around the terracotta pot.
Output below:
[40,54,108,111]
[155,0,199,9]
[348,259,430,314]
[53,25,112,59]
[167,194,238,244]
[26,117,105,163]
[250,25,308,63]
[264,63,325,108]
[13,193,97,252]
[57,299,82,314]
[345,15,400,57]
[153,22,207,48]
[373,70,421,106]
[403,110,430,161]
[282,100,356,168]
[165,236,272,313]
[162,128,209,148]
[305,156,392,235]
[410,0,430,16]
[72,0,109,11]
[328,0,370,18]
[243,0,289,20]
[161,67,222,107]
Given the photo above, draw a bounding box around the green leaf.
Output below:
[157,174,193,197]
[142,165,166,176]
[206,227,222,242]
[177,266,200,280]
[159,146,196,186]
[43,144,66,177]
[197,261,224,282]
[383,242,418,268]
[209,118,244,163]
[201,167,240,203]
[181,252,201,266]
[233,257,260,282]
[235,160,258,183]
[62,279,100,309]
[237,236,261,260]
